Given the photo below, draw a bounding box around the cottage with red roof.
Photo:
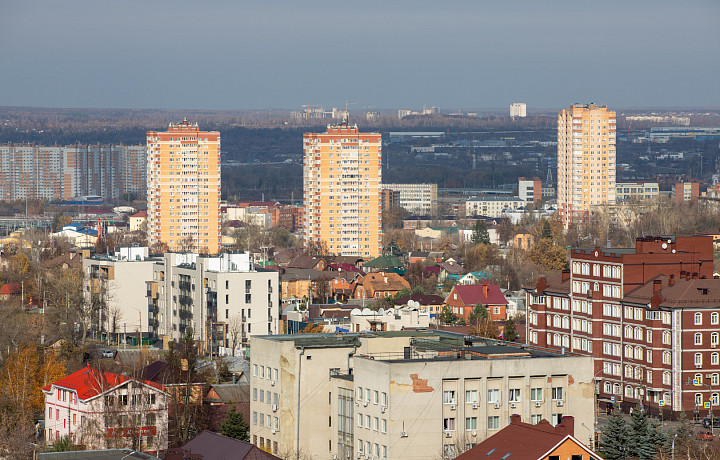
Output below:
[456,414,601,460]
[43,365,169,452]
[0,282,21,301]
[446,282,509,321]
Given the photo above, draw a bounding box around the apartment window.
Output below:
[509,389,521,402]
[695,333,703,345]
[465,390,478,404]
[374,417,379,431]
[443,391,456,405]
[373,390,379,404]
[712,333,719,346]
[357,413,363,427]
[713,374,720,386]
[552,387,563,400]
[443,418,455,431]
[246,294,252,303]
[253,412,257,425]
[357,388,364,400]
[382,419,387,433]
[712,312,719,325]
[253,388,257,401]
[663,331,671,345]
[696,393,703,406]
[695,313,703,325]
[712,353,719,365]
[531,414,543,425]
[487,389,500,404]
[531,388,543,401]
[465,417,478,431]
[488,416,500,430]
[695,353,703,366]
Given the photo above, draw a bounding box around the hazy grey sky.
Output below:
[1,0,718,110]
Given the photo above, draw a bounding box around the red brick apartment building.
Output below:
[527,235,719,418]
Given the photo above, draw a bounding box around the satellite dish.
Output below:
[662,243,668,250]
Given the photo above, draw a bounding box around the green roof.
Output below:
[364,255,404,268]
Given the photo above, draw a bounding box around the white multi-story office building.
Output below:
[465,196,525,218]
[382,183,438,215]
[510,103,527,118]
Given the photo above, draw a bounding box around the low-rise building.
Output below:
[382,183,438,215]
[446,282,509,321]
[349,306,430,332]
[466,197,525,218]
[249,331,594,460]
[43,366,169,452]
[615,182,659,202]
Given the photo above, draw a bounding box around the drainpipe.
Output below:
[348,346,357,374]
[296,346,305,460]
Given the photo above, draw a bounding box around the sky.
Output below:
[0,0,718,111]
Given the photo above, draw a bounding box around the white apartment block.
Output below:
[43,366,169,452]
[147,252,279,354]
[615,182,659,203]
[382,183,438,215]
[510,103,527,118]
[249,331,594,460]
[83,246,157,339]
[465,196,525,218]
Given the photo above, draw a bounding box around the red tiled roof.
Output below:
[42,365,166,401]
[327,263,363,273]
[451,282,508,306]
[130,210,147,218]
[0,283,21,295]
[395,293,445,306]
[457,416,600,460]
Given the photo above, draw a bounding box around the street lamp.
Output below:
[581,422,593,450]
[671,433,678,460]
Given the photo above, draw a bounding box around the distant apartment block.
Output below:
[303,122,382,258]
[0,143,145,201]
[380,189,400,214]
[147,252,279,353]
[518,177,542,203]
[249,331,594,460]
[146,120,221,253]
[674,181,699,204]
[510,102,527,118]
[557,103,617,227]
[465,196,525,218]
[615,182,659,202]
[382,183,438,215]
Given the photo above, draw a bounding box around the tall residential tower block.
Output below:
[557,103,616,227]
[303,122,382,258]
[146,121,221,253]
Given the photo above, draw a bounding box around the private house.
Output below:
[446,282,509,321]
[354,272,410,299]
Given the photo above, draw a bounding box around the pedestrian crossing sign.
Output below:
[705,402,711,409]
[694,378,701,386]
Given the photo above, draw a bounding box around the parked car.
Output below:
[702,417,720,428]
[100,349,115,359]
[696,431,714,441]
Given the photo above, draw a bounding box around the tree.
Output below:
[465,243,500,272]
[628,402,657,460]
[300,323,326,333]
[496,218,515,246]
[540,219,553,240]
[48,435,74,452]
[471,220,490,245]
[467,305,488,325]
[220,407,249,441]
[504,317,518,342]
[405,261,425,290]
[602,405,631,460]
[439,306,457,325]
[0,344,40,421]
[528,238,568,271]
[51,213,72,232]
[269,226,295,249]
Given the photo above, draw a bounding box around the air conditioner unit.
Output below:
[535,402,542,408]
[471,431,477,437]
[450,404,456,410]
[697,364,703,369]
[401,431,408,438]
[272,404,278,412]
[510,403,516,409]
[556,400,564,407]
[472,403,478,410]
[356,453,362,459]
[355,401,360,406]
[271,429,276,434]
[494,403,500,409]
[363,401,368,407]
[271,380,276,386]
[380,406,386,413]
[712,343,717,348]
[333,455,338,460]
[445,432,452,438]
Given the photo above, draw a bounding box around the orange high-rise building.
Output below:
[303,122,382,258]
[557,103,616,227]
[146,121,221,253]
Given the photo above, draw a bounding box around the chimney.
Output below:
[510,414,522,425]
[483,284,489,298]
[557,416,575,436]
[668,275,675,287]
[653,279,662,295]
[561,269,570,282]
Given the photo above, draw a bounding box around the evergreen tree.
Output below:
[504,317,518,342]
[629,402,656,460]
[602,405,630,460]
[440,306,457,325]
[648,417,667,453]
[220,407,249,441]
[471,220,490,245]
[467,304,488,325]
[540,219,553,240]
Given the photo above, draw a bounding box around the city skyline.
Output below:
[0,1,718,110]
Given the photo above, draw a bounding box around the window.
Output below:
[531,388,543,401]
[712,312,719,325]
[695,353,703,366]
[374,417,379,431]
[443,418,455,431]
[357,413,363,427]
[712,333,719,346]
[465,390,478,404]
[374,390,379,404]
[253,412,257,425]
[253,388,257,401]
[246,294,252,303]
[713,353,719,365]
[552,387,563,400]
[382,419,387,433]
[443,445,457,458]
[444,390,457,405]
[663,351,671,365]
[662,331,671,345]
[357,388,364,400]
[465,417,478,431]
[695,313,703,325]
[552,414,564,425]
[381,392,387,406]
[487,389,500,404]
[509,389,521,402]
[488,416,500,430]
[531,414,543,424]
[695,333,703,345]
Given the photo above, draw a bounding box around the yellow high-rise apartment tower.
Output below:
[303,122,382,258]
[557,103,616,227]
[146,120,221,253]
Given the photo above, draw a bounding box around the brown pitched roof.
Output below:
[362,272,410,293]
[456,415,600,460]
[623,274,720,308]
[287,254,325,269]
[174,430,281,460]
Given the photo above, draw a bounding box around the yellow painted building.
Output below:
[146,120,221,253]
[557,103,616,227]
[303,122,382,258]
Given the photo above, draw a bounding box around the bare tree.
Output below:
[227,315,244,357]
